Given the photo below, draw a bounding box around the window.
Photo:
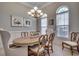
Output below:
[56,6,69,38]
[41,14,47,35]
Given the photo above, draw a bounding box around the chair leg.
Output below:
[62,43,64,50]
[77,46,79,53]
[70,46,73,55]
[47,48,50,56]
[51,46,53,53]
[43,51,46,56]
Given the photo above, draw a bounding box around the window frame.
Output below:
[41,15,47,35]
[56,6,69,38]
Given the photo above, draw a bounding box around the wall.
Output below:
[0,2,37,51]
[0,2,79,49]
[41,2,79,35]
[0,2,36,32]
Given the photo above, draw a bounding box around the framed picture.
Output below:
[23,18,31,27]
[11,16,23,27]
[50,19,54,25]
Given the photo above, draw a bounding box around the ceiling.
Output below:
[20,2,52,8]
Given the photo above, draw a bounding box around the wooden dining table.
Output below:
[12,35,40,56]
[13,36,40,46]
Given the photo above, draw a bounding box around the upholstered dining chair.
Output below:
[28,35,46,56]
[62,32,78,55]
[44,34,48,41]
[30,31,40,36]
[45,33,55,56]
[0,30,28,56]
[21,32,28,38]
[77,37,79,53]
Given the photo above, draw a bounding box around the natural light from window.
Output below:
[56,6,69,38]
[41,14,47,35]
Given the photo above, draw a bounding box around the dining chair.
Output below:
[44,34,48,41]
[43,34,50,55]
[45,33,55,56]
[0,30,28,56]
[21,32,28,38]
[28,35,46,56]
[62,32,78,55]
[77,37,79,53]
[30,31,40,36]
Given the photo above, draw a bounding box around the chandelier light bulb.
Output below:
[40,13,43,15]
[34,7,38,10]
[37,10,41,13]
[31,14,34,16]
[31,9,35,13]
[28,12,31,15]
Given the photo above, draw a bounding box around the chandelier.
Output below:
[28,7,43,18]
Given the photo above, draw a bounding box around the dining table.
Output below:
[13,36,40,46]
[13,35,40,56]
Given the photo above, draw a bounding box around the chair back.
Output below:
[0,30,10,55]
[37,35,45,55]
[30,31,40,36]
[71,32,77,41]
[21,32,28,37]
[44,34,48,41]
[48,33,55,45]
[44,34,48,45]
[77,38,79,52]
[39,35,45,46]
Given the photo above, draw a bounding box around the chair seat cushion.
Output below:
[29,46,44,53]
[62,41,77,47]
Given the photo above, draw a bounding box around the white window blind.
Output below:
[56,7,69,38]
[41,14,47,35]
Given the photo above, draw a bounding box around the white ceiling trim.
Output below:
[19,2,53,9]
[40,2,53,9]
[19,2,33,8]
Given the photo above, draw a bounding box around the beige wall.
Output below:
[41,2,79,33]
[0,2,37,50]
[0,2,79,48]
[0,2,36,31]
[1,2,79,35]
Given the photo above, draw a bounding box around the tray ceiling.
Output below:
[20,2,52,8]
